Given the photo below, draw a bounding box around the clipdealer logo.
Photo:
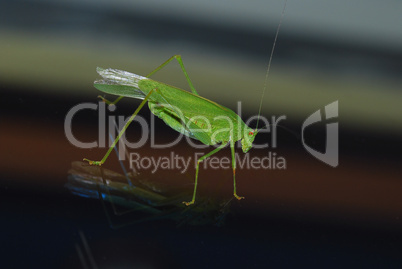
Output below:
[65,101,339,169]
[301,101,339,167]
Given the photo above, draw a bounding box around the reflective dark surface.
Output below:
[1,1,402,268]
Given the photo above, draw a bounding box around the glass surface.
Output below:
[1,1,402,268]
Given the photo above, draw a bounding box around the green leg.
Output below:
[99,55,198,106]
[230,139,245,200]
[184,143,228,206]
[146,55,199,95]
[84,89,156,166]
[98,95,124,106]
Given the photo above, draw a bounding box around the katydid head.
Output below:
[241,129,258,153]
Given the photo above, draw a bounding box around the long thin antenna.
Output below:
[256,0,287,130]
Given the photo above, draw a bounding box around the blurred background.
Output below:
[1,0,402,268]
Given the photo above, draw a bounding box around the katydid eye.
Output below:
[249,131,254,136]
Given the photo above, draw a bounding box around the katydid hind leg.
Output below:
[184,143,228,206]
[146,55,199,95]
[98,55,198,106]
[84,89,156,166]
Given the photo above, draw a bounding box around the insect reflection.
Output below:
[67,161,232,228]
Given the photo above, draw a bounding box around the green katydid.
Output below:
[84,2,287,206]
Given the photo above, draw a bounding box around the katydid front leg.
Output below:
[231,138,245,200]
[183,143,228,206]
[183,141,245,206]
